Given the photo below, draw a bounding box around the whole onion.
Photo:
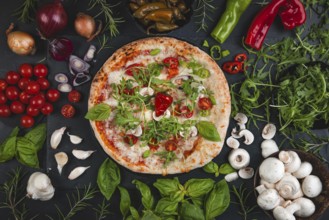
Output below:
[36,0,68,39]
[6,23,36,56]
[74,13,102,42]
[49,37,73,61]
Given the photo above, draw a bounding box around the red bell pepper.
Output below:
[279,0,306,30]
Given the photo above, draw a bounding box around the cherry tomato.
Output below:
[124,134,138,146]
[0,79,7,91]
[19,91,32,104]
[0,105,11,117]
[163,57,179,69]
[167,67,179,79]
[41,102,53,115]
[5,71,21,85]
[46,89,60,102]
[18,78,30,90]
[26,105,40,117]
[198,97,213,110]
[33,64,48,78]
[5,86,20,100]
[154,93,173,117]
[26,81,40,95]
[20,115,34,128]
[10,101,25,114]
[37,78,50,90]
[68,90,81,103]
[29,94,45,109]
[180,106,194,118]
[125,63,143,76]
[0,92,7,105]
[61,104,75,118]
[165,140,177,151]
[19,63,33,78]
[148,138,159,151]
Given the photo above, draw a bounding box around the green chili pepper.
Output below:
[195,68,210,78]
[199,110,210,117]
[202,40,209,48]
[211,0,252,44]
[221,50,230,57]
[210,45,222,60]
[150,48,161,56]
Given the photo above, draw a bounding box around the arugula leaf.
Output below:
[97,158,121,200]
[196,121,221,142]
[16,137,39,168]
[24,123,46,151]
[155,197,178,216]
[179,201,205,220]
[118,186,131,218]
[85,103,111,121]
[0,127,19,163]
[184,179,214,198]
[133,180,154,210]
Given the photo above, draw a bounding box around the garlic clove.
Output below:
[67,132,83,144]
[50,127,66,149]
[72,149,95,160]
[58,83,72,93]
[68,166,90,180]
[262,123,276,139]
[54,152,68,174]
[238,167,254,179]
[226,136,240,149]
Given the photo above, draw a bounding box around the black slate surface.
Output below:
[0,0,328,219]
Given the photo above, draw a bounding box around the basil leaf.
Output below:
[24,123,46,151]
[16,137,39,168]
[179,201,205,220]
[118,186,131,218]
[153,177,184,201]
[205,180,230,220]
[141,210,161,220]
[203,161,219,177]
[133,180,154,210]
[191,196,205,208]
[130,206,140,220]
[85,103,111,121]
[0,127,19,162]
[218,163,235,174]
[150,48,161,56]
[97,158,121,200]
[185,179,214,198]
[155,197,178,216]
[196,121,221,142]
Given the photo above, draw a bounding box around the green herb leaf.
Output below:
[196,121,221,142]
[24,123,46,151]
[150,48,161,56]
[184,179,214,198]
[153,178,184,202]
[118,186,131,218]
[155,197,178,216]
[133,180,154,210]
[203,161,219,177]
[85,103,111,121]
[205,180,230,220]
[0,127,19,162]
[129,206,140,220]
[179,201,205,220]
[191,196,205,208]
[218,163,235,174]
[141,210,161,220]
[97,158,121,200]
[15,137,39,168]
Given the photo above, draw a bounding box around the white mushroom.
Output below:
[226,136,240,149]
[275,173,302,199]
[261,139,279,158]
[54,152,68,174]
[68,166,90,180]
[50,127,66,149]
[302,175,322,198]
[224,172,239,182]
[139,87,154,97]
[259,157,285,183]
[255,184,267,194]
[231,127,243,139]
[260,179,276,189]
[238,129,254,145]
[126,125,143,137]
[273,205,298,220]
[238,167,254,179]
[273,197,315,220]
[237,122,246,130]
[293,197,316,217]
[279,151,301,173]
[234,112,248,124]
[179,126,198,138]
[72,149,95,160]
[262,123,276,139]
[228,148,250,169]
[26,172,55,201]
[152,109,170,121]
[257,189,281,210]
[292,162,313,179]
[67,132,83,144]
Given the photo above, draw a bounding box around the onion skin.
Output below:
[36,0,68,39]
[74,13,102,42]
[49,37,73,61]
[6,23,36,56]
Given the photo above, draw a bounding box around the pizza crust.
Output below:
[88,37,231,175]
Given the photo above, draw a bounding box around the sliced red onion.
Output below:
[58,83,72,93]
[49,37,73,61]
[69,55,90,74]
[84,45,96,62]
[54,73,68,83]
[73,72,91,86]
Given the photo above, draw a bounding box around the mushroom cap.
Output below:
[275,173,301,199]
[238,129,254,145]
[238,167,254,179]
[257,189,281,210]
[234,112,248,124]
[292,162,313,179]
[293,197,316,217]
[302,175,323,198]
[261,139,279,158]
[262,123,276,139]
[279,151,301,173]
[259,157,285,184]
[226,136,240,149]
[228,148,250,169]
[273,206,296,220]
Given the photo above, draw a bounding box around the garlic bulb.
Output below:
[67,132,83,144]
[72,149,95,160]
[26,172,55,201]
[50,127,66,149]
[68,166,90,180]
[54,152,68,174]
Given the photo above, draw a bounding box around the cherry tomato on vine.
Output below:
[0,105,11,117]
[41,102,53,115]
[26,81,40,95]
[10,101,25,114]
[0,92,7,105]
[26,105,40,117]
[198,97,213,110]
[46,89,60,102]
[19,91,32,104]
[61,104,75,118]
[0,79,7,91]
[5,71,21,85]
[5,86,20,100]
[30,94,45,109]
[20,115,34,128]
[18,78,30,90]
[68,90,81,103]
[19,63,33,78]
[33,64,48,78]
[37,78,50,90]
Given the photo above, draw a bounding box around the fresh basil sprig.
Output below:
[179,201,205,220]
[196,121,221,142]
[97,158,121,200]
[118,186,131,218]
[133,180,154,210]
[205,180,230,219]
[185,179,215,198]
[154,197,178,216]
[85,103,111,121]
[203,162,235,177]
[0,127,19,162]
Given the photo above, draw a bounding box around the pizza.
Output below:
[88,37,231,175]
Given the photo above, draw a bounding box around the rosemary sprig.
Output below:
[194,0,216,32]
[88,0,124,37]
[49,185,97,220]
[231,184,258,220]
[93,198,111,220]
[12,0,38,23]
[97,35,111,54]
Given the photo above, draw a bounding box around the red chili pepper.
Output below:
[125,63,143,76]
[234,53,248,63]
[279,0,306,30]
[163,57,179,69]
[154,92,173,116]
[222,61,243,74]
[245,0,287,50]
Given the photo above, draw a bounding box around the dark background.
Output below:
[0,0,328,219]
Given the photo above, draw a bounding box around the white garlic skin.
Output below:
[26,172,55,201]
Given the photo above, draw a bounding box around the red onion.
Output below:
[49,37,73,61]
[36,0,68,39]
